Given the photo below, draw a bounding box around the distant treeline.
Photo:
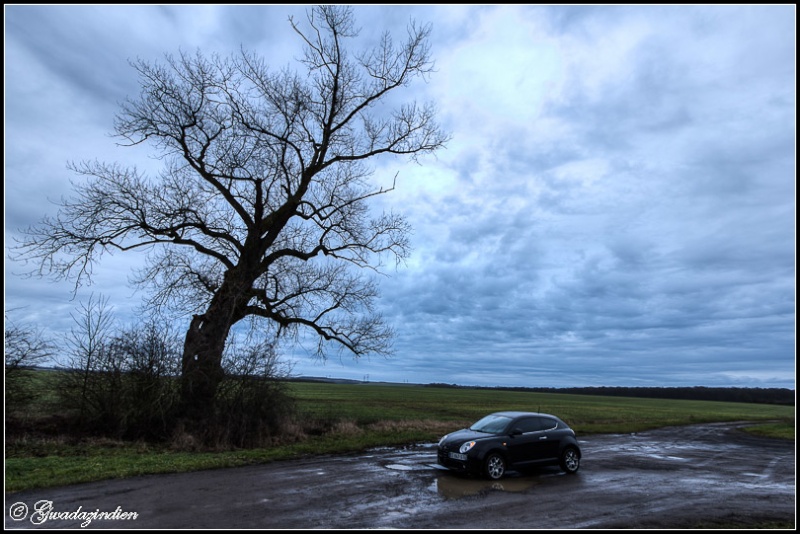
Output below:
[426,384,795,406]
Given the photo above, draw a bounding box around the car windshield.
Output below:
[470,414,512,434]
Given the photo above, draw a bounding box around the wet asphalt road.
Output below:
[5,422,795,529]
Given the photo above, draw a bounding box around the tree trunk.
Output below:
[180,270,252,419]
[180,314,227,419]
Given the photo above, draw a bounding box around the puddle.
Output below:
[385,464,416,471]
[377,454,543,500]
[434,473,541,499]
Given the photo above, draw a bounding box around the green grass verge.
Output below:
[741,420,795,440]
[6,382,795,493]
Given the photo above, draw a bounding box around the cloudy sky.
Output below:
[5,5,796,389]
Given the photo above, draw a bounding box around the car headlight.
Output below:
[459,441,476,454]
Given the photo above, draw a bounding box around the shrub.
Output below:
[57,296,182,439]
[197,340,296,448]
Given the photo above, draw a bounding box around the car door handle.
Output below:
[539,436,548,440]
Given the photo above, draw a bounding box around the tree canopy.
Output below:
[15,6,448,413]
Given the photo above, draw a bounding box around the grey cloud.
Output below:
[7,6,144,104]
[5,5,795,389]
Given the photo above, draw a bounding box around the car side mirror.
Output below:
[510,428,523,436]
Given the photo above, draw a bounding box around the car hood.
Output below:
[441,428,497,447]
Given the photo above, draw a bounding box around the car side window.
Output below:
[514,417,539,434]
[514,417,541,434]
[537,417,557,431]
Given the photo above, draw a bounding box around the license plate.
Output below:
[448,452,468,461]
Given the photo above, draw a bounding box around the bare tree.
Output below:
[64,294,117,418]
[4,316,54,372]
[5,313,55,410]
[14,6,448,417]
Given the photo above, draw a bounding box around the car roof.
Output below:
[491,411,555,418]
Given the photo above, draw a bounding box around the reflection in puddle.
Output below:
[435,473,540,499]
[385,464,416,471]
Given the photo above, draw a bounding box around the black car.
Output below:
[437,411,581,480]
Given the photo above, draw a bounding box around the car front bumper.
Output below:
[437,448,481,474]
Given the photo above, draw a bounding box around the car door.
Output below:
[533,416,561,460]
[507,416,562,467]
[505,417,543,467]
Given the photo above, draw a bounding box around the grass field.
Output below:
[5,381,795,493]
[289,382,794,435]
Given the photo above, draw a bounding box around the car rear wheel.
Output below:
[484,453,506,480]
[560,447,580,474]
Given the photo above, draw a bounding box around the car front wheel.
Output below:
[560,447,580,474]
[484,453,506,480]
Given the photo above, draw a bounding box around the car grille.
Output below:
[437,446,468,470]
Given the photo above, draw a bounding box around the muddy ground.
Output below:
[5,422,795,529]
